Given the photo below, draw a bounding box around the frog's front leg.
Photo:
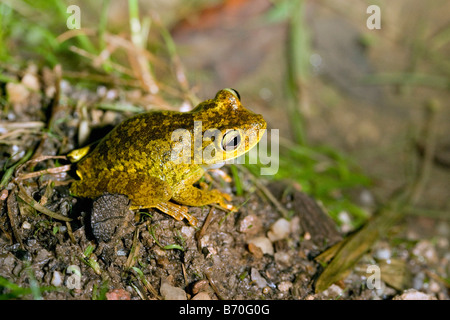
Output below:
[172,185,234,211]
[172,167,235,211]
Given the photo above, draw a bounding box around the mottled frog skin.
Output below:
[70,89,266,226]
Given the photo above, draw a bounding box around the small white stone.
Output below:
[374,248,391,260]
[21,73,40,91]
[22,221,32,230]
[250,268,267,289]
[247,237,274,255]
[51,271,63,287]
[267,218,291,242]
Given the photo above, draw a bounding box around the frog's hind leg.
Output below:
[155,202,199,227]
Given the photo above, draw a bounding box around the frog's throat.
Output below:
[201,162,225,170]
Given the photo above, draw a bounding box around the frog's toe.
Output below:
[155,202,198,227]
[211,190,235,211]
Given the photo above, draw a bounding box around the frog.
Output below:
[70,88,267,227]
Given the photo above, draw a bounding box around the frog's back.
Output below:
[77,111,193,176]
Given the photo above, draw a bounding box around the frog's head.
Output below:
[192,88,267,165]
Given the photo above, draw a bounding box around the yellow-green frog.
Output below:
[70,89,266,227]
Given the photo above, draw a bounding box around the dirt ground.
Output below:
[0,0,449,300]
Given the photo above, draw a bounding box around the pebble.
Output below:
[248,243,264,259]
[239,214,262,235]
[338,211,352,233]
[160,281,187,300]
[22,73,40,91]
[322,284,343,299]
[251,268,268,289]
[429,281,441,294]
[267,218,291,242]
[22,221,32,230]
[393,289,437,300]
[51,271,63,287]
[374,247,391,261]
[277,281,293,293]
[247,237,274,255]
[192,280,209,295]
[274,251,291,266]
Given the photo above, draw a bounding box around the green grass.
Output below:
[0,274,56,300]
[247,141,371,227]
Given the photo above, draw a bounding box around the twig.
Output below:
[196,207,215,251]
[14,164,71,182]
[66,221,76,244]
[125,228,141,269]
[6,187,24,249]
[205,271,226,300]
[17,185,72,222]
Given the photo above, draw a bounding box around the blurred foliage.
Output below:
[247,141,371,227]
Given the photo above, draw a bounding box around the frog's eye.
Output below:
[221,130,241,151]
[223,88,241,101]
